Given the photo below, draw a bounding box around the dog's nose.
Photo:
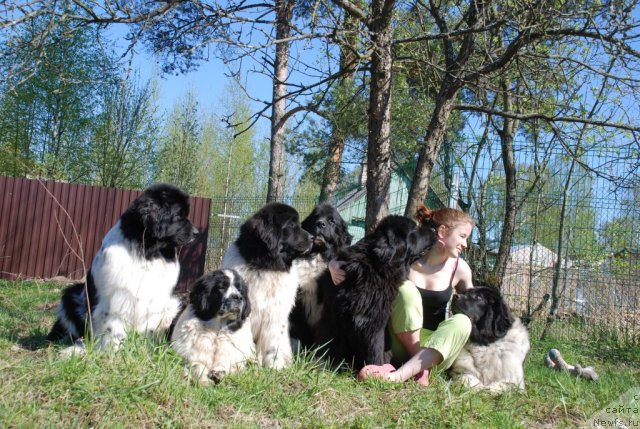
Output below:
[221,295,242,312]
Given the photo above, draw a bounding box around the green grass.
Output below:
[1,280,638,428]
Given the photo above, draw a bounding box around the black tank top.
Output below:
[417,257,459,331]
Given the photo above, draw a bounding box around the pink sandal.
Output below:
[358,364,396,381]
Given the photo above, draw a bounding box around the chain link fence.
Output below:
[203,141,639,346]
[205,196,320,270]
[439,140,639,346]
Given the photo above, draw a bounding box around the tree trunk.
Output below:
[405,0,490,216]
[267,0,294,203]
[319,135,345,204]
[523,192,543,326]
[319,14,359,204]
[364,0,395,232]
[540,158,575,340]
[405,82,459,217]
[492,82,520,286]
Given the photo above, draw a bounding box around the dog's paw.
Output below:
[208,368,228,384]
[58,339,86,359]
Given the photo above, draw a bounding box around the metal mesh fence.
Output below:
[203,140,639,346]
[434,140,640,346]
[205,196,319,270]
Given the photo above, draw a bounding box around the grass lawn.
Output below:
[1,279,638,428]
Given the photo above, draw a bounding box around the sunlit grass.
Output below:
[1,279,638,428]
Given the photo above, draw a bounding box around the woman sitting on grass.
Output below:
[329,205,475,385]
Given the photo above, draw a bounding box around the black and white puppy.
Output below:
[221,203,313,369]
[171,270,254,385]
[314,215,437,371]
[48,184,199,351]
[290,204,352,349]
[449,287,530,392]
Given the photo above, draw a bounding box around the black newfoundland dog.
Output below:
[221,202,313,369]
[171,269,254,385]
[314,215,437,371]
[449,286,530,392]
[48,184,199,351]
[289,203,353,349]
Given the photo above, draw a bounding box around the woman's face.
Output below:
[438,222,473,258]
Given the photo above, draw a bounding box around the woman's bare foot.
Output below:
[358,364,396,381]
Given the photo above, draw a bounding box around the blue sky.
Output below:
[133,51,272,137]
[116,25,334,192]
[108,23,275,139]
[112,18,337,145]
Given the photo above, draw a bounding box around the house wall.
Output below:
[336,171,445,242]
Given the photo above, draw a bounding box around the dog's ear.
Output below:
[473,289,514,343]
[247,216,280,252]
[405,226,435,265]
[373,231,407,265]
[373,241,396,264]
[225,272,251,332]
[189,274,224,321]
[136,197,171,239]
[490,295,514,339]
[470,306,496,345]
[335,217,353,247]
[300,208,317,234]
[236,275,251,322]
[189,277,211,318]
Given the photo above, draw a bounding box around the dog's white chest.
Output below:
[92,223,180,328]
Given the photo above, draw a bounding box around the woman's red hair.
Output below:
[415,204,475,229]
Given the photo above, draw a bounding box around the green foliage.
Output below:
[599,189,640,278]
[206,81,269,199]
[286,63,465,199]
[154,91,202,193]
[0,11,116,181]
[480,155,603,261]
[519,161,601,262]
[286,79,368,188]
[601,188,640,251]
[89,75,161,189]
[0,9,161,190]
[601,217,638,253]
[154,82,268,199]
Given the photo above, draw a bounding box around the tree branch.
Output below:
[455,104,640,132]
[329,0,368,22]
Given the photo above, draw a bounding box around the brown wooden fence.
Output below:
[0,177,211,292]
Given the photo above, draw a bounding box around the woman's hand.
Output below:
[328,259,346,285]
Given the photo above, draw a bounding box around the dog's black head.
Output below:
[367,215,437,269]
[237,202,313,270]
[301,204,352,258]
[451,286,515,345]
[120,183,199,260]
[407,223,439,265]
[189,269,251,331]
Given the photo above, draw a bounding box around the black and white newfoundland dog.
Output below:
[449,286,530,393]
[47,183,199,351]
[289,204,353,349]
[314,215,437,371]
[171,270,254,385]
[221,202,313,369]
